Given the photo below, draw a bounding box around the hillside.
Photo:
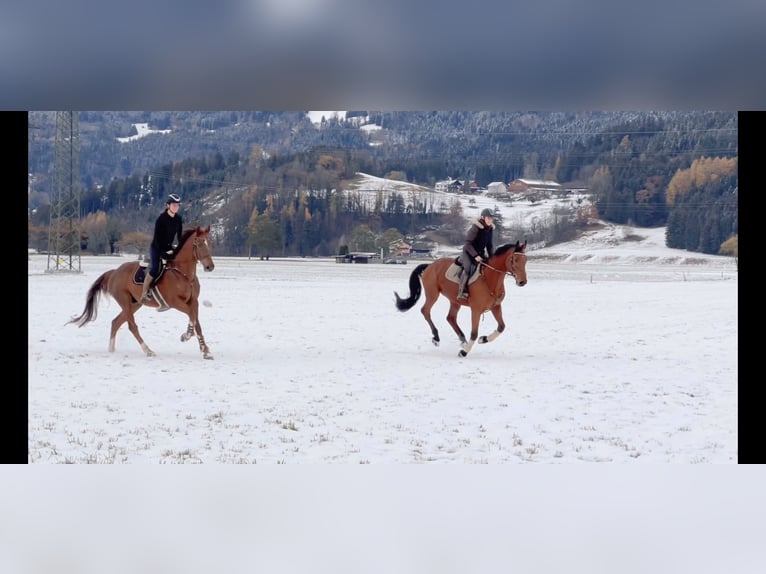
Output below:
[531,223,736,269]
[349,172,736,269]
[27,111,737,258]
[27,110,737,195]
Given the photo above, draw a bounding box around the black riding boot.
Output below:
[457,270,469,300]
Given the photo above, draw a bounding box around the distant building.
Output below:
[487,182,506,196]
[435,179,463,193]
[507,178,563,194]
[335,252,380,264]
[468,181,484,194]
[410,241,436,256]
[450,181,464,193]
[389,239,412,257]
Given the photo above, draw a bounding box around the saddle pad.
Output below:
[446,263,481,285]
[133,264,166,285]
[133,266,148,284]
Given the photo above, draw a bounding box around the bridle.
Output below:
[192,236,209,262]
[479,250,525,280]
[167,236,209,282]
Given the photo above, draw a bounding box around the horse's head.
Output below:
[193,225,215,272]
[506,240,527,287]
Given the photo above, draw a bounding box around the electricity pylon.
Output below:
[46,111,82,273]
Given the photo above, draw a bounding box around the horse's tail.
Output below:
[67,271,110,327]
[394,263,429,311]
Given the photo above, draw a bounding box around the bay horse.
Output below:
[394,240,527,357]
[68,225,216,359]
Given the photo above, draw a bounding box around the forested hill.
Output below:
[27,111,738,257]
[27,111,736,192]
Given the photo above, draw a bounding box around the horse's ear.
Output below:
[520,240,527,252]
[204,225,210,233]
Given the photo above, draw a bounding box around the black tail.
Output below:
[394,263,429,311]
[67,271,109,327]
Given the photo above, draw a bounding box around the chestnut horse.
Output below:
[68,226,216,359]
[395,240,527,357]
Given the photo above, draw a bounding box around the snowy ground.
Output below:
[28,223,738,463]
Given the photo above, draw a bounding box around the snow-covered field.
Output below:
[28,221,737,463]
[20,158,747,574]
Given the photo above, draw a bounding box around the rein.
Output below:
[166,238,202,283]
[479,257,518,279]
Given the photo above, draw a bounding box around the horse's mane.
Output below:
[177,228,196,250]
[493,243,518,257]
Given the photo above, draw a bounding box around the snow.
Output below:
[20,174,750,574]
[28,217,737,463]
[307,110,347,124]
[116,122,171,143]
[349,172,735,266]
[349,171,587,232]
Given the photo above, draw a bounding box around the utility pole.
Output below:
[28,118,40,259]
[46,111,82,273]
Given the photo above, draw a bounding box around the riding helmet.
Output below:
[167,193,181,204]
[481,208,493,218]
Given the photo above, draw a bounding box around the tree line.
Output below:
[27,112,738,257]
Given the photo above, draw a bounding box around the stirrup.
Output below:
[156,304,170,312]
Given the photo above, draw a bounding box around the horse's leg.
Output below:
[108,311,125,353]
[419,288,441,346]
[181,302,213,359]
[180,318,212,359]
[193,319,213,360]
[445,301,467,345]
[114,304,155,357]
[478,306,506,345]
[181,321,195,342]
[458,308,483,358]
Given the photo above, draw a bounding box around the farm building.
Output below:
[389,239,412,257]
[435,179,463,193]
[487,182,507,196]
[335,252,381,264]
[507,179,563,194]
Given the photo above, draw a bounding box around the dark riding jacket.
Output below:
[152,211,183,252]
[460,217,494,276]
[463,218,494,260]
[149,210,183,275]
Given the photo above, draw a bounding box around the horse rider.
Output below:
[457,207,495,300]
[141,193,183,311]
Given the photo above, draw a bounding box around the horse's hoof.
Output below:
[458,349,467,358]
[204,354,214,360]
[432,338,440,347]
[478,336,488,344]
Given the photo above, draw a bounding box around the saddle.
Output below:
[133,260,168,286]
[446,258,482,286]
[133,259,171,308]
